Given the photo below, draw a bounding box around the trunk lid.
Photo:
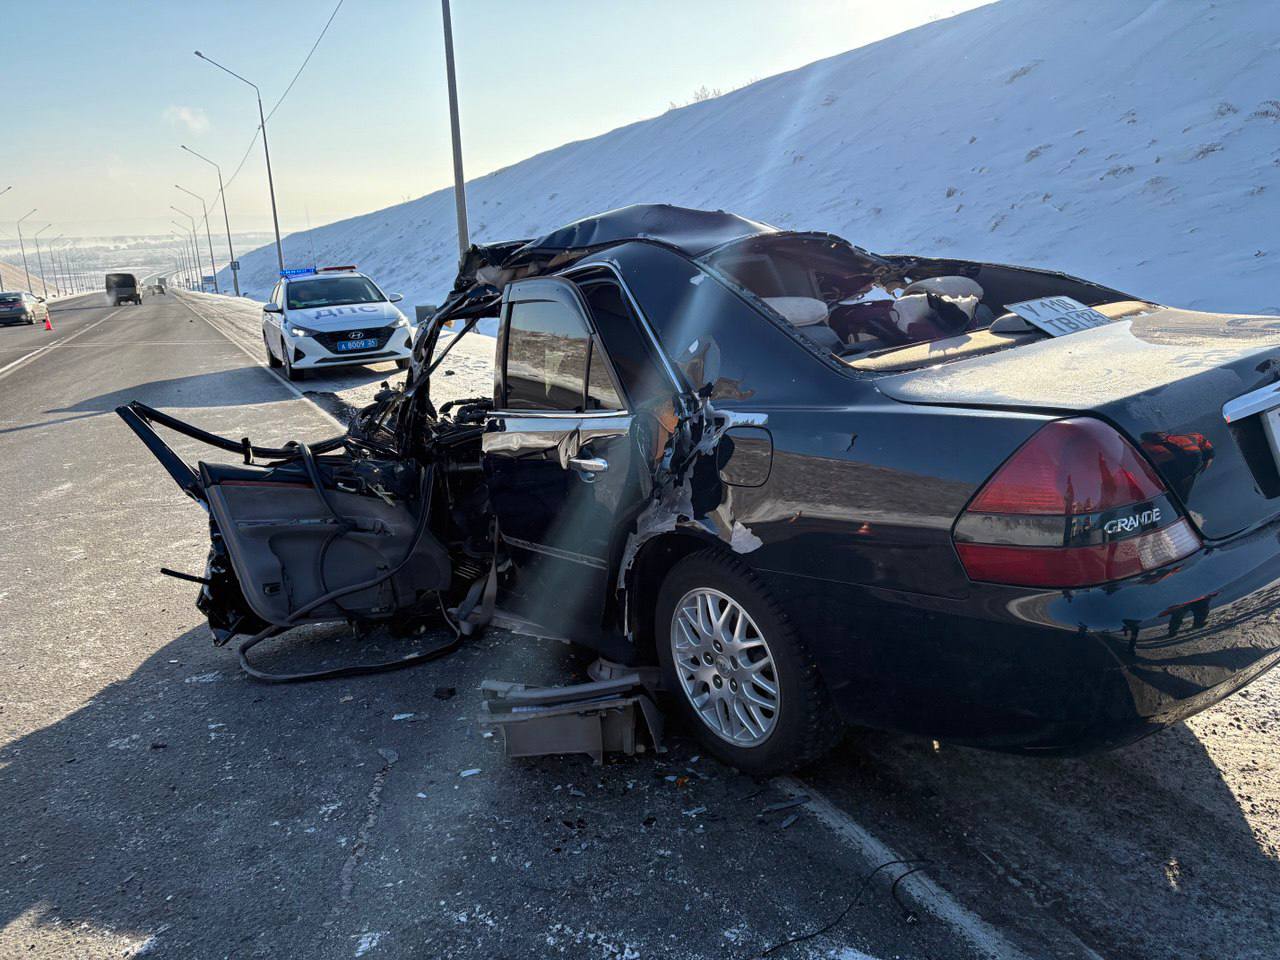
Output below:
[877,306,1280,541]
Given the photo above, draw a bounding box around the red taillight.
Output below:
[955,418,1200,588]
[968,418,1165,515]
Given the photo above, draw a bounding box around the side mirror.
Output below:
[388,293,403,303]
[36,297,46,303]
[263,302,282,314]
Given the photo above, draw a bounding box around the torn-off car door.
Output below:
[483,277,646,654]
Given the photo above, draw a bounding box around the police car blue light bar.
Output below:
[279,267,316,278]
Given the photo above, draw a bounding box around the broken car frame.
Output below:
[119,204,1280,773]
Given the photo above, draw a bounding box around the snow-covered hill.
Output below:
[222,0,1280,319]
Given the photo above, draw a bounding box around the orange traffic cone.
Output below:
[43,315,53,331]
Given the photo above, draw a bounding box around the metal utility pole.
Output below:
[16,208,35,292]
[33,224,51,298]
[171,226,195,288]
[183,144,239,295]
[51,235,65,296]
[195,51,285,273]
[170,208,201,290]
[440,0,469,260]
[176,184,219,293]
[170,233,188,288]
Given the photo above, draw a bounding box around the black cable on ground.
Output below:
[755,858,931,958]
[237,621,462,684]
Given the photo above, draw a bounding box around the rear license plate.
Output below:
[1005,297,1114,337]
[335,338,378,352]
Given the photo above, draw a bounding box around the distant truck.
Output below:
[106,273,142,306]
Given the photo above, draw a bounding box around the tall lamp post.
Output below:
[440,0,469,261]
[16,208,36,293]
[182,144,239,295]
[175,183,219,293]
[168,233,186,288]
[33,224,51,298]
[170,207,201,290]
[51,235,66,296]
[170,227,194,289]
[195,51,285,273]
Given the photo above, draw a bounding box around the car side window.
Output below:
[504,299,592,411]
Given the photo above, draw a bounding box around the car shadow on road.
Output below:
[5,612,1275,959]
[0,367,336,440]
[804,713,1280,960]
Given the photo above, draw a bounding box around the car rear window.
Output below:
[286,277,383,310]
[0,294,21,303]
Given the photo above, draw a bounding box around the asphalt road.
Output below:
[1,291,1276,959]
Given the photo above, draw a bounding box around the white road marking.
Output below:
[175,293,346,431]
[0,305,129,383]
[774,775,1065,960]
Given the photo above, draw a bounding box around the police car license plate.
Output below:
[335,338,378,352]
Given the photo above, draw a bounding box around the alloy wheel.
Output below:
[670,587,780,746]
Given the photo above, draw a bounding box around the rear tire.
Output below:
[265,334,282,368]
[654,549,842,775]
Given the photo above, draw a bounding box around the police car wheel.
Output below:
[264,334,282,368]
[284,351,305,381]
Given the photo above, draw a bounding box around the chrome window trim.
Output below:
[486,408,632,421]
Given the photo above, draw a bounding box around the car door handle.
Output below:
[568,455,608,474]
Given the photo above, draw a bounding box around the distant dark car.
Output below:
[106,273,141,306]
[120,205,1280,774]
[0,291,48,325]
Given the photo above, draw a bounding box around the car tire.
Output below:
[654,549,842,775]
[283,350,304,381]
[395,358,410,370]
[264,334,282,368]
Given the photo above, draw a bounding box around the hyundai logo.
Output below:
[347,330,365,340]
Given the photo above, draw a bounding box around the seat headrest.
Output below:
[902,276,984,300]
[763,296,829,327]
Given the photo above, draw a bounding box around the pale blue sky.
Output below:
[3,0,986,237]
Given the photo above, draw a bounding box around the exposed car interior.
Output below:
[699,233,1147,370]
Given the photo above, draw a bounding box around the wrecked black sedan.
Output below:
[120,204,1280,773]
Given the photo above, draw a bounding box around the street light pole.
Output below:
[51,235,65,296]
[440,0,469,260]
[183,144,239,295]
[195,51,285,273]
[16,208,35,293]
[176,184,219,293]
[34,224,51,298]
[170,207,201,290]
[171,224,196,289]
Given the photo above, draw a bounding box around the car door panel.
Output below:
[200,460,451,628]
[482,276,648,646]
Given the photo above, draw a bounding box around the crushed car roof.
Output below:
[512,203,777,260]
[429,204,780,330]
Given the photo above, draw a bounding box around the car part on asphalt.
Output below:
[478,665,664,765]
[119,204,1280,772]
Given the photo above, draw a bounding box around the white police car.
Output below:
[262,266,415,380]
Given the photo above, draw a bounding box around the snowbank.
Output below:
[220,0,1280,320]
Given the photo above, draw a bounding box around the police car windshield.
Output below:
[286,276,383,310]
